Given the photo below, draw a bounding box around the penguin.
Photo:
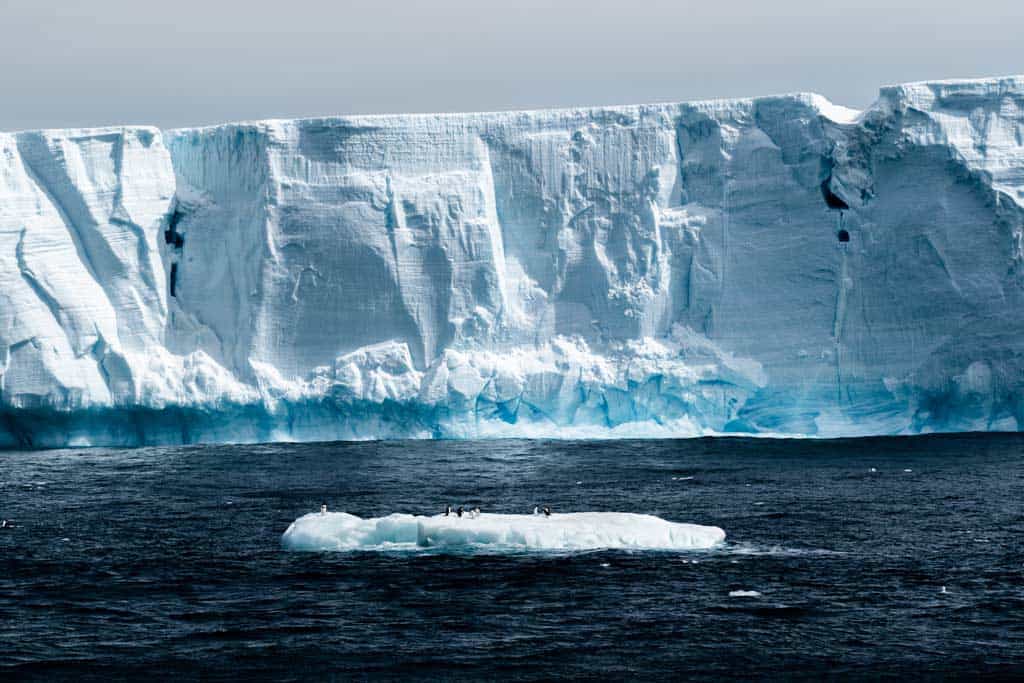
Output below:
[457,506,464,518]
[543,506,551,517]
[320,503,328,515]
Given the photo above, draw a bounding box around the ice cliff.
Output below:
[2,75,1024,447]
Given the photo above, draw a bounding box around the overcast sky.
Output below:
[1,0,1021,131]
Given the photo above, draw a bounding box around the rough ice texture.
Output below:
[2,75,1024,447]
[281,511,726,552]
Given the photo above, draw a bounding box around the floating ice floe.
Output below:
[282,511,725,552]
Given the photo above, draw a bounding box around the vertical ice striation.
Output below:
[1,74,1024,447]
[1,127,174,412]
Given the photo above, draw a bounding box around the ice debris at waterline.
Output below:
[281,512,726,552]
[4,74,1024,448]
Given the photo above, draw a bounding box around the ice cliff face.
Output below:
[2,75,1024,447]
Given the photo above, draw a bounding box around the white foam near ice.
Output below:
[282,511,726,552]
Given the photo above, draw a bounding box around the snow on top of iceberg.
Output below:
[4,74,1020,138]
[281,511,726,552]
[878,74,1024,114]
[807,94,862,124]
[881,73,1024,94]
[169,92,863,135]
[161,73,1024,139]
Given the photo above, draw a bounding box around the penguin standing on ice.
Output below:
[456,506,464,518]
[444,505,453,517]
[320,504,328,515]
[543,506,551,517]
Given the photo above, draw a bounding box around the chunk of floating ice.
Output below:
[282,511,726,552]
[729,590,762,598]
[904,469,913,473]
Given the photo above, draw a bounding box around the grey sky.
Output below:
[1,0,1021,131]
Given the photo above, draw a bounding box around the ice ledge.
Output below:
[878,74,1024,113]
[0,329,765,448]
[4,332,1019,449]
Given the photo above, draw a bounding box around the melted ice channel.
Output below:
[282,511,726,552]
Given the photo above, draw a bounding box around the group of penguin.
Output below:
[444,505,481,518]
[314,503,554,519]
[443,505,551,518]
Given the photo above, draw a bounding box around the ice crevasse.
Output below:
[2,74,1024,447]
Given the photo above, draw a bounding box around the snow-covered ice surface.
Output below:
[3,74,1024,447]
[281,511,726,552]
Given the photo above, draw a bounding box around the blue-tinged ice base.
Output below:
[1,333,1016,448]
[2,330,1022,449]
[0,334,748,448]
[281,511,726,552]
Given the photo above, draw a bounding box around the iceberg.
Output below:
[281,511,726,552]
[2,74,1024,447]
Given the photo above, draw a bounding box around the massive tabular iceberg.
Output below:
[2,75,1024,447]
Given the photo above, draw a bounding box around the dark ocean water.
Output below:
[1,433,1023,680]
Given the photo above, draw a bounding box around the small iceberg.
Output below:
[729,590,762,598]
[282,511,726,552]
